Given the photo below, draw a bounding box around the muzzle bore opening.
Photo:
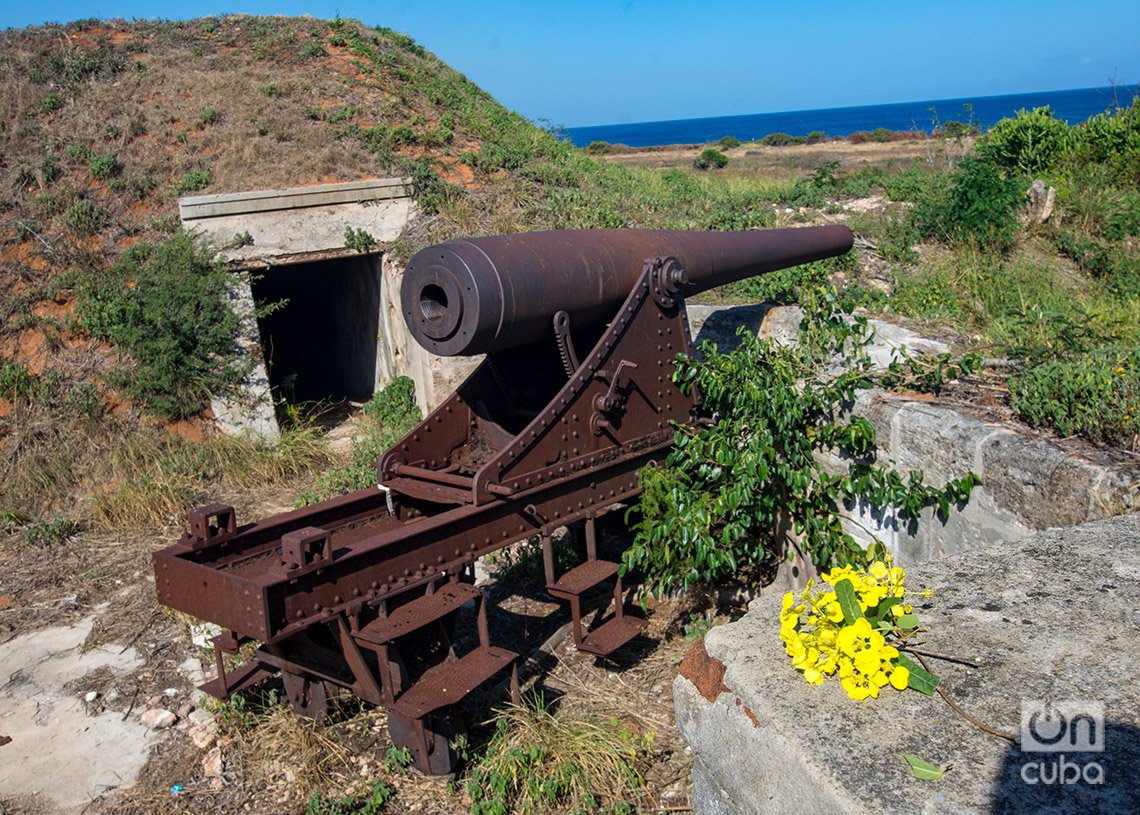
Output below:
[419,284,448,322]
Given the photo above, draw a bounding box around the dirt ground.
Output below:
[596,137,959,178]
[0,478,720,815]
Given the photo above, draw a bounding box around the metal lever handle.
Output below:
[594,359,639,412]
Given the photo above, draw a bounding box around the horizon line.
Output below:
[565,82,1134,131]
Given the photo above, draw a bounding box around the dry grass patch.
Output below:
[235,702,353,799]
[93,425,332,529]
[466,694,651,814]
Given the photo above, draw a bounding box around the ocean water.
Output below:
[566,85,1137,148]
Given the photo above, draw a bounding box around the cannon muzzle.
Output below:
[402,226,853,356]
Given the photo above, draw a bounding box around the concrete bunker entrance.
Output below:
[251,254,382,406]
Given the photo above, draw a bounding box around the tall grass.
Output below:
[467,695,650,814]
[94,427,331,529]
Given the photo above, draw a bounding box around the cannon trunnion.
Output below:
[153,226,853,773]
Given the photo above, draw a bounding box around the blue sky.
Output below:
[3,1,1137,127]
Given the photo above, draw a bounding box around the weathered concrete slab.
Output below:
[687,303,948,365]
[181,177,415,266]
[180,177,411,219]
[830,390,1137,562]
[675,513,1140,814]
[0,615,152,812]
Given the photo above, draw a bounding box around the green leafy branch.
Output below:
[622,285,981,596]
[878,347,983,394]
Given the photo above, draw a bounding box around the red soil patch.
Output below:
[437,156,477,188]
[32,298,73,321]
[1,240,49,273]
[103,388,133,416]
[14,329,50,376]
[69,27,134,47]
[164,418,213,442]
[323,52,369,82]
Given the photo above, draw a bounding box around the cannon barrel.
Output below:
[401,226,853,356]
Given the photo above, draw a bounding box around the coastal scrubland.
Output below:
[0,14,1137,815]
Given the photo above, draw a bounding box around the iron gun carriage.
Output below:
[153,225,853,772]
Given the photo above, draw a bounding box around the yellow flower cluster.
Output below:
[779,560,915,700]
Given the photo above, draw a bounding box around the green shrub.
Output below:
[938,120,980,138]
[35,93,63,113]
[882,165,937,202]
[1103,191,1140,240]
[0,361,46,401]
[910,156,1023,251]
[584,140,612,155]
[979,106,1069,176]
[840,166,885,198]
[693,148,728,170]
[175,168,212,193]
[407,159,455,215]
[760,132,803,147]
[361,375,418,427]
[782,161,841,208]
[343,227,376,253]
[74,231,247,420]
[1009,348,1140,445]
[1067,98,1140,183]
[716,135,741,149]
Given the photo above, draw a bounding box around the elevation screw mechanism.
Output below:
[649,256,689,309]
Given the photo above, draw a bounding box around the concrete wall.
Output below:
[676,514,1140,814]
[375,254,480,413]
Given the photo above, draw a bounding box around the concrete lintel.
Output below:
[179,177,412,220]
[226,246,377,272]
[185,197,415,265]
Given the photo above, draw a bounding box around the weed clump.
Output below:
[466,695,649,814]
[297,377,421,504]
[1009,348,1140,446]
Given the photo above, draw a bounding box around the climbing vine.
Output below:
[622,285,981,596]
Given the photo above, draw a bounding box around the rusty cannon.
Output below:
[153,225,853,773]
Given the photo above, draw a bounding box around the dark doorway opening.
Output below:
[251,255,381,406]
